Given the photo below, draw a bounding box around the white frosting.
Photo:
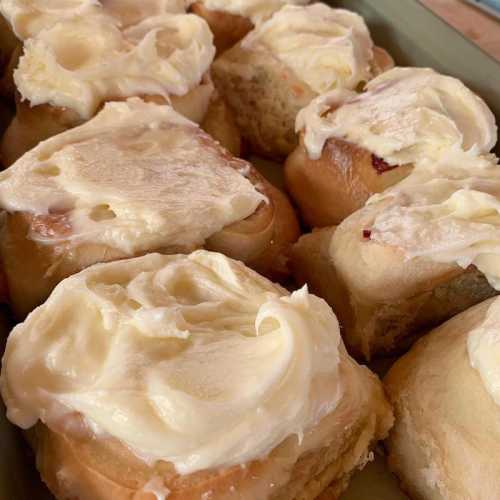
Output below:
[241,4,374,95]
[0,0,188,39]
[297,67,497,162]
[1,250,342,474]
[14,12,215,118]
[195,0,309,24]
[366,155,500,290]
[0,98,265,254]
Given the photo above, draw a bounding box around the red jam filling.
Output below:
[371,154,398,174]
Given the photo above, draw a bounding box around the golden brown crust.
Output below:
[284,135,413,227]
[29,357,392,500]
[291,211,497,359]
[384,298,500,500]
[201,94,243,157]
[212,42,317,160]
[190,3,254,54]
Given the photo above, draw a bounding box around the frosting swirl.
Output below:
[241,4,374,95]
[14,12,215,118]
[1,250,342,474]
[297,67,497,162]
[0,98,265,254]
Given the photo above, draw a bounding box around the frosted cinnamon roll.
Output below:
[1,8,215,165]
[212,4,393,159]
[1,250,393,500]
[293,155,500,359]
[189,0,309,53]
[0,98,299,317]
[385,296,500,499]
[286,67,497,227]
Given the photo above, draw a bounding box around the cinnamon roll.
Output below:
[291,69,499,359]
[286,67,496,227]
[0,4,215,164]
[1,250,393,500]
[0,98,299,317]
[385,296,500,499]
[212,4,393,159]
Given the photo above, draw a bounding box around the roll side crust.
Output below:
[292,211,497,359]
[30,357,392,500]
[1,163,299,317]
[190,3,253,54]
[201,94,243,157]
[285,136,413,227]
[212,43,317,160]
[385,298,500,500]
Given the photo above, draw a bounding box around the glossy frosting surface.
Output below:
[242,4,374,95]
[1,251,342,474]
[0,99,265,254]
[297,67,497,162]
[14,11,214,118]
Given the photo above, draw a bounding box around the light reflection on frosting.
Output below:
[1,250,342,474]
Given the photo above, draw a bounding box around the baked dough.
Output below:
[212,4,392,159]
[285,67,496,227]
[1,250,393,500]
[385,297,500,499]
[1,9,216,164]
[0,98,299,317]
[291,214,497,360]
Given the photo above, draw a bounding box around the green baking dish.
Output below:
[0,1,499,499]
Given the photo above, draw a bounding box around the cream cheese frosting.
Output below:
[0,98,265,254]
[297,67,497,162]
[364,155,500,290]
[241,4,374,95]
[195,0,309,25]
[14,12,215,118]
[1,250,342,474]
[467,297,500,407]
[0,0,188,39]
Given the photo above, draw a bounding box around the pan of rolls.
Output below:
[0,1,498,499]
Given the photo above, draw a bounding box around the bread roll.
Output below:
[0,7,216,164]
[286,67,496,227]
[212,4,393,159]
[0,98,299,317]
[385,297,500,499]
[1,250,393,500]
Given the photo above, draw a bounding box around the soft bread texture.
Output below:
[191,2,253,53]
[285,135,413,227]
[29,355,392,500]
[385,298,500,500]
[0,101,299,317]
[212,47,393,160]
[291,207,497,359]
[212,41,317,159]
[211,5,392,159]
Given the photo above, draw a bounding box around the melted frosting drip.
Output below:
[1,251,342,474]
